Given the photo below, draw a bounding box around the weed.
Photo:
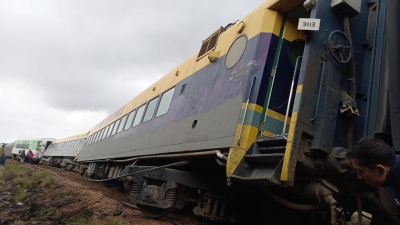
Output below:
[14,192,30,202]
[37,206,58,221]
[13,177,33,190]
[10,220,25,225]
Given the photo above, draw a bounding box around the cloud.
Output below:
[0,0,265,142]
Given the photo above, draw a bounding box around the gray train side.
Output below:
[49,0,400,224]
[40,133,87,171]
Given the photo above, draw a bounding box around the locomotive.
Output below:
[40,0,400,224]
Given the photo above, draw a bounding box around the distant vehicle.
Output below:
[11,138,55,162]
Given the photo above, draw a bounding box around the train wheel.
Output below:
[132,180,179,218]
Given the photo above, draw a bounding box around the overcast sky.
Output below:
[0,0,265,143]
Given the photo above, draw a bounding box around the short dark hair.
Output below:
[347,136,395,168]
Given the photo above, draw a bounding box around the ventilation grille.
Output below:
[197,27,225,60]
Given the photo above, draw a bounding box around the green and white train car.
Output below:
[11,138,55,161]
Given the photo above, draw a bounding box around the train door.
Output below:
[259,4,309,138]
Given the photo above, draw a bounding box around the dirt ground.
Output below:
[0,161,207,225]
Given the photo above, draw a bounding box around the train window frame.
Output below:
[88,135,93,145]
[94,132,100,143]
[91,133,96,144]
[117,114,128,133]
[99,129,105,141]
[91,133,97,144]
[156,87,175,117]
[132,104,146,127]
[106,122,115,138]
[102,125,110,140]
[111,119,121,136]
[124,110,136,130]
[143,96,159,123]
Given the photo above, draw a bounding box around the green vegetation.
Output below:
[0,160,129,225]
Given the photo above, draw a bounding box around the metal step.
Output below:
[256,135,287,148]
[244,153,284,164]
[259,146,286,153]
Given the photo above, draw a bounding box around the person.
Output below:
[0,154,6,166]
[27,150,34,164]
[19,150,26,164]
[347,136,399,194]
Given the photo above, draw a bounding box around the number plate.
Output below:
[298,18,320,31]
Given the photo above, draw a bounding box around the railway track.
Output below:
[30,163,206,225]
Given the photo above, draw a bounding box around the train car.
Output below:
[40,133,87,171]
[3,142,14,158]
[11,138,55,162]
[58,0,399,224]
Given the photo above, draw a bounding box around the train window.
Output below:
[97,131,102,141]
[124,110,136,130]
[102,125,110,140]
[132,104,146,127]
[87,135,93,145]
[143,97,159,123]
[90,134,96,144]
[99,128,105,141]
[111,119,121,136]
[225,35,248,69]
[156,87,175,117]
[117,115,128,133]
[96,131,102,142]
[106,122,115,138]
[93,132,99,143]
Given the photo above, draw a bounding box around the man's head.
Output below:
[347,136,395,188]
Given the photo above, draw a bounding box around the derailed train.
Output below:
[39,0,400,224]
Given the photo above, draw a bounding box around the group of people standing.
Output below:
[18,149,34,164]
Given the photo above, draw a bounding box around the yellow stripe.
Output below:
[262,130,275,137]
[266,109,289,122]
[296,84,303,93]
[226,124,259,176]
[280,111,298,181]
[241,103,263,113]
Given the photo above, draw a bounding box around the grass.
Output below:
[0,160,128,225]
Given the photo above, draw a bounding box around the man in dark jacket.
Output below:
[347,136,399,190]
